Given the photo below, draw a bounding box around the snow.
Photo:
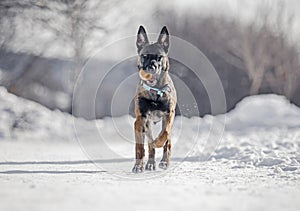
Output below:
[0,87,300,211]
[225,94,300,129]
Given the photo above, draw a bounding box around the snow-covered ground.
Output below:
[1,87,300,211]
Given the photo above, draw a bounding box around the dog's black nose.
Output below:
[147,69,155,74]
[151,60,156,65]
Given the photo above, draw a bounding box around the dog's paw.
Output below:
[158,161,169,170]
[145,160,156,171]
[132,164,144,173]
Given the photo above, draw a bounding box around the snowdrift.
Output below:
[225,94,300,130]
[1,86,300,142]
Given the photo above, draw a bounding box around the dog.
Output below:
[132,26,177,173]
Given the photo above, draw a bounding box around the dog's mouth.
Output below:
[147,77,157,86]
[139,69,157,86]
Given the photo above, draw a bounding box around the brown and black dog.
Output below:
[132,26,177,173]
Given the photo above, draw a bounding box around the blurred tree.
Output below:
[31,0,126,89]
[239,0,300,96]
[156,0,300,105]
[0,0,71,108]
[1,0,299,116]
[262,1,300,99]
[0,0,130,112]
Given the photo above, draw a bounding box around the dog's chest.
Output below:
[138,96,170,119]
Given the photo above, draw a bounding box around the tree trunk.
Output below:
[249,69,264,95]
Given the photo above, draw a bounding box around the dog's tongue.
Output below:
[147,75,157,85]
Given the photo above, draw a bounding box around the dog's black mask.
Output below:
[140,54,163,74]
[136,26,170,85]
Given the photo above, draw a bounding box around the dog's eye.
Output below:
[141,54,147,62]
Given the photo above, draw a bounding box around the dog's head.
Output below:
[136,26,170,86]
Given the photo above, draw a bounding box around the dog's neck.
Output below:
[143,69,168,89]
[141,70,170,101]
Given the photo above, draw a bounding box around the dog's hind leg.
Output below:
[159,139,171,169]
[132,116,145,173]
[145,121,156,171]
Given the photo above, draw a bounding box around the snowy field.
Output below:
[1,87,300,211]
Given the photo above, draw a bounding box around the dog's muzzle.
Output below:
[138,55,163,85]
[139,69,159,86]
[139,69,154,80]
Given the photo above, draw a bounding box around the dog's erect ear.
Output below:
[136,25,149,52]
[157,26,169,53]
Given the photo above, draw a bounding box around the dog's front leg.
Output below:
[132,115,145,173]
[152,109,175,148]
[152,111,175,170]
[145,121,156,171]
